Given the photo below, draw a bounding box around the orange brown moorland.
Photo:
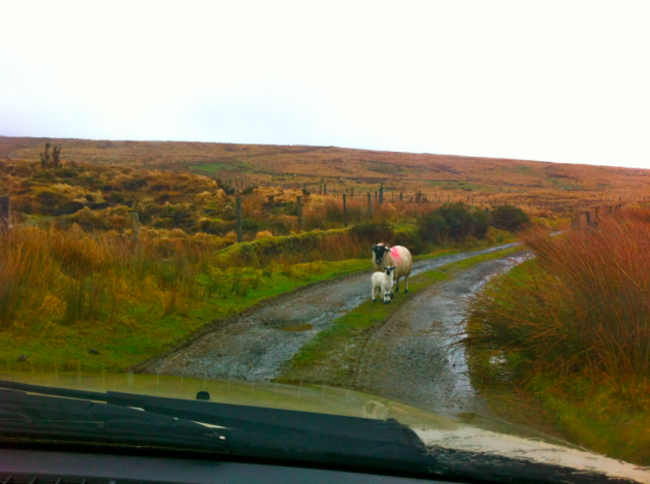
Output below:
[2,136,648,214]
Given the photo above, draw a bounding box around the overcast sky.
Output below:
[1,1,649,168]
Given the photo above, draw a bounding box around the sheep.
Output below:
[371,243,413,294]
[371,266,396,303]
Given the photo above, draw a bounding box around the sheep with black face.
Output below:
[371,243,413,294]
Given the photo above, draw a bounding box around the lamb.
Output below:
[371,266,396,303]
[371,243,413,294]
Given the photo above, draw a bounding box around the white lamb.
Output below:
[371,266,396,304]
[371,243,413,294]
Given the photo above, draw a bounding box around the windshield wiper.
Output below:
[0,388,226,452]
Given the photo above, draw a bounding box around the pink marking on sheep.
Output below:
[390,247,401,260]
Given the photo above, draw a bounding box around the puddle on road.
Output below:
[277,323,314,332]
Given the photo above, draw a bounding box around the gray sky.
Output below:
[1,1,649,167]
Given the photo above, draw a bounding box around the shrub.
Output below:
[489,205,529,232]
[472,210,489,238]
[242,219,260,232]
[255,230,274,240]
[196,218,235,236]
[394,226,428,255]
[123,178,148,191]
[436,203,475,240]
[349,221,394,245]
[418,212,448,243]
[417,203,487,242]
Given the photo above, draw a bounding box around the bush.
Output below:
[196,218,235,236]
[472,210,489,239]
[436,203,475,240]
[123,178,148,191]
[394,226,428,255]
[242,219,260,232]
[418,203,487,243]
[489,205,529,232]
[418,212,448,243]
[349,221,394,245]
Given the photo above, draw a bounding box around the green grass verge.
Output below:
[465,260,650,466]
[276,246,522,388]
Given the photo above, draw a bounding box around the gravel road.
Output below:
[136,242,521,383]
[353,254,528,418]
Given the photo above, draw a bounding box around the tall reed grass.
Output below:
[0,221,396,332]
[0,224,213,329]
[465,212,650,394]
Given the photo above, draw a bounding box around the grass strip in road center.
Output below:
[275,246,523,388]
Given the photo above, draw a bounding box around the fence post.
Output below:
[585,211,591,226]
[130,212,140,243]
[236,197,243,243]
[0,196,9,232]
[343,194,347,227]
[367,192,373,218]
[296,195,303,231]
[400,192,403,201]
[0,195,8,219]
[379,185,384,205]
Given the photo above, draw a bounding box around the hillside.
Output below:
[2,136,648,211]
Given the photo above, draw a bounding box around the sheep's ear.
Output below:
[371,245,377,249]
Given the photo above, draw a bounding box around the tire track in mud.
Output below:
[352,254,529,418]
[136,242,521,382]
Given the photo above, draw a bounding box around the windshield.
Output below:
[1,2,650,483]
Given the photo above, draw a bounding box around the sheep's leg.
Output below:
[404,275,409,294]
[372,285,377,302]
[394,276,400,293]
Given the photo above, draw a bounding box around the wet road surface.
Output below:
[353,255,528,418]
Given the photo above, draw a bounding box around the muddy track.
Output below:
[135,242,520,382]
[352,254,529,418]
